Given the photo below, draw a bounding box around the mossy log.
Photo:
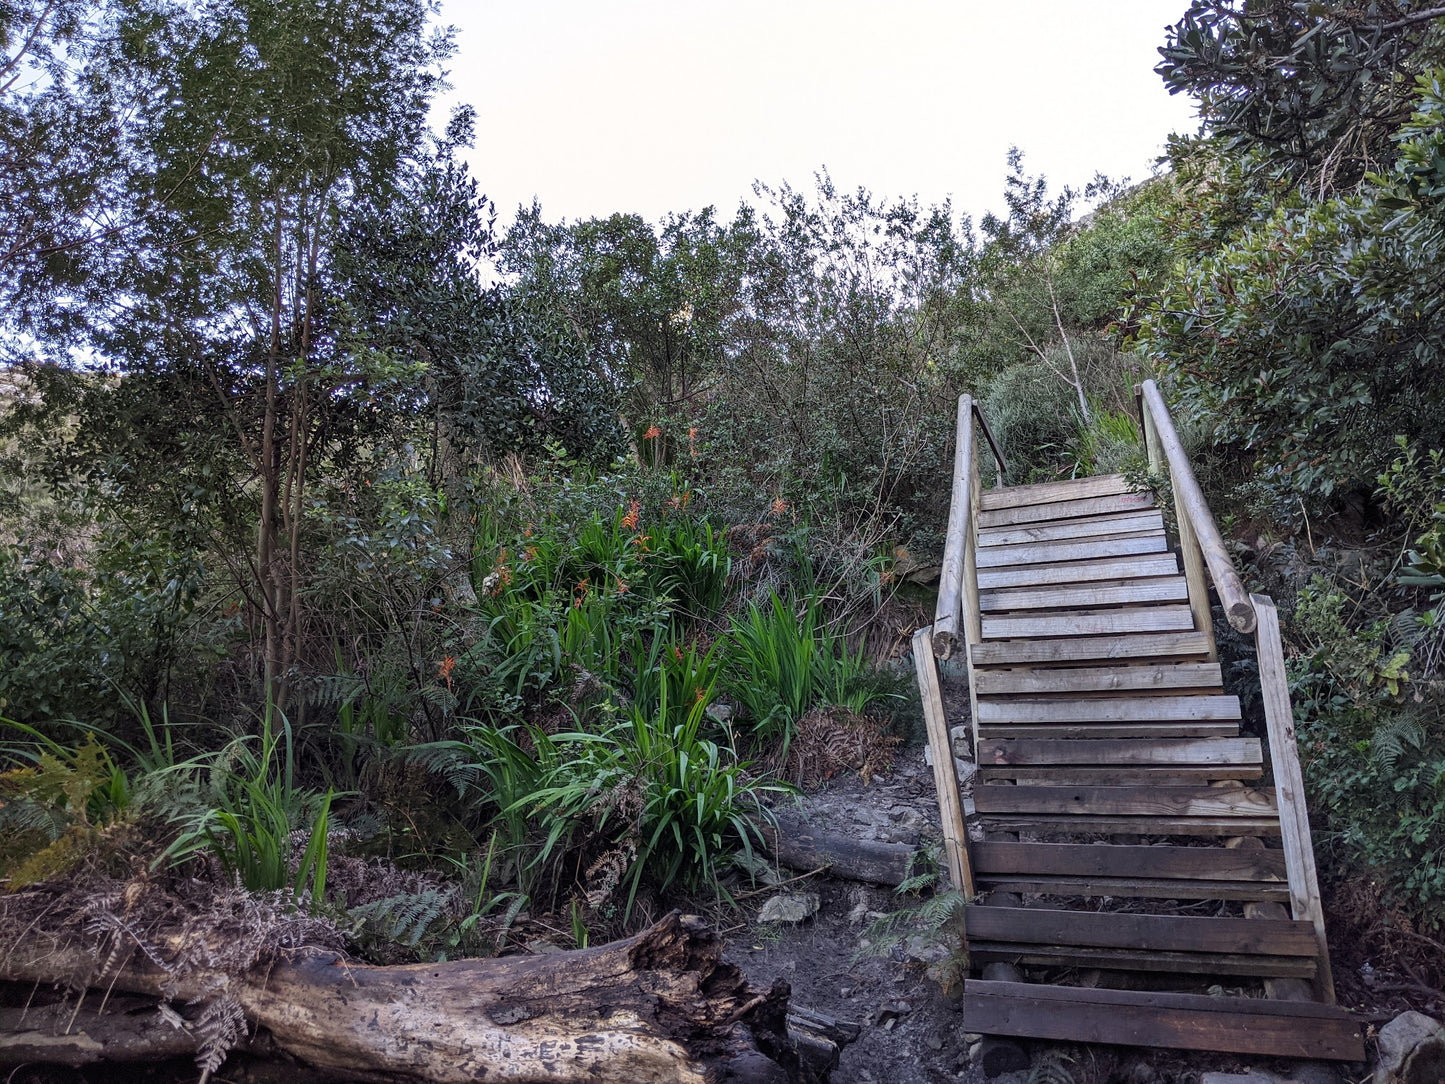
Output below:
[0,911,839,1083]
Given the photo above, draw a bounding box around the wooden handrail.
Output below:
[971,401,1008,481]
[1139,380,1256,634]
[933,395,975,656]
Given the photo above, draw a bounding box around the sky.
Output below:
[435,1,1200,228]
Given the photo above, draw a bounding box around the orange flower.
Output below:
[437,655,458,693]
[621,499,641,531]
[688,426,698,458]
[694,686,706,704]
[668,495,682,512]
[574,577,590,608]
[643,424,661,441]
[523,545,539,562]
[615,576,630,595]
[672,645,683,662]
[632,533,651,552]
[770,497,788,517]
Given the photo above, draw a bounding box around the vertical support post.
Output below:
[1139,385,1217,659]
[913,626,974,897]
[1252,594,1336,1005]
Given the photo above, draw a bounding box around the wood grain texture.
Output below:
[912,627,973,896]
[974,533,1166,569]
[982,606,1196,640]
[977,553,1180,589]
[977,473,1132,511]
[962,981,1363,1058]
[976,736,1262,767]
[972,875,1290,902]
[1254,593,1337,1005]
[971,631,1212,666]
[931,395,973,656]
[973,784,1277,819]
[979,576,1188,612]
[975,694,1242,725]
[971,662,1223,696]
[978,490,1155,529]
[976,722,1240,740]
[967,943,1316,978]
[971,841,1287,881]
[978,509,1165,547]
[963,906,1316,955]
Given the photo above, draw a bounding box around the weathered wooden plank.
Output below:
[980,577,1188,613]
[976,722,1240,740]
[963,906,1315,955]
[971,631,1212,666]
[912,627,972,896]
[962,981,1363,1059]
[978,510,1165,547]
[974,784,1277,819]
[975,695,1241,725]
[971,841,1287,881]
[977,554,1180,589]
[983,606,1196,640]
[972,662,1224,696]
[968,943,1316,978]
[977,474,1132,511]
[978,490,1155,529]
[974,875,1290,902]
[976,814,1281,837]
[1254,593,1337,1005]
[979,766,1264,785]
[976,737,1261,767]
[975,533,1166,569]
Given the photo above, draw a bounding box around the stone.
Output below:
[925,1033,944,1051]
[1375,1010,1445,1084]
[1201,1074,1277,1084]
[903,934,951,965]
[955,757,978,785]
[950,725,971,759]
[757,892,820,924]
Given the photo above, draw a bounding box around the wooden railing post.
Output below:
[913,626,974,897]
[1252,594,1336,1005]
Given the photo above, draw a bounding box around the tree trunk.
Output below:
[0,912,839,1084]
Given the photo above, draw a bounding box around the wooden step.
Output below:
[971,631,1213,667]
[978,474,1133,511]
[973,784,1277,819]
[969,942,1316,978]
[978,509,1165,547]
[971,842,1287,882]
[978,554,1181,590]
[978,766,1264,784]
[977,722,1241,740]
[975,533,1166,569]
[980,577,1188,613]
[972,662,1224,696]
[961,981,1363,1059]
[982,606,1196,640]
[975,695,1241,726]
[976,737,1262,768]
[978,490,1155,529]
[964,905,1316,956]
[974,872,1289,901]
[977,814,1281,836]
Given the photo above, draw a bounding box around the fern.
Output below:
[1026,1049,1081,1084]
[349,887,458,948]
[1370,712,1429,772]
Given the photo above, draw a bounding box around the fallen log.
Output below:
[764,814,918,887]
[0,909,838,1083]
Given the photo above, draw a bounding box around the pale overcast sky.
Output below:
[436,1,1199,226]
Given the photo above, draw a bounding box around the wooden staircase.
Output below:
[914,384,1364,1062]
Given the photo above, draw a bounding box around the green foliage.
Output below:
[722,591,896,747]
[168,712,336,908]
[1138,67,1445,503]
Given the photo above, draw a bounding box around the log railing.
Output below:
[933,394,1007,659]
[1136,379,1256,648]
